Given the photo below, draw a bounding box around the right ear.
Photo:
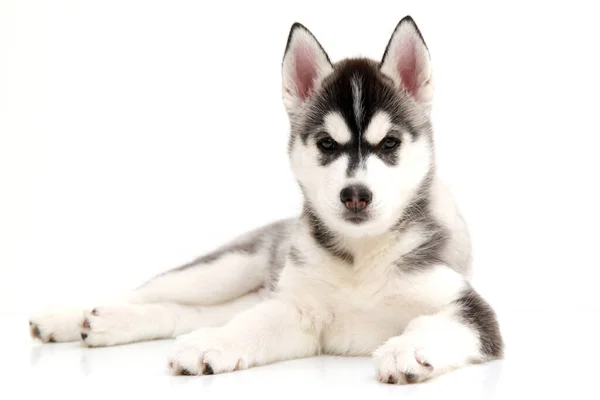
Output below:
[282,23,333,114]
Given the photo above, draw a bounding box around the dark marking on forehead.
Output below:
[300,58,425,175]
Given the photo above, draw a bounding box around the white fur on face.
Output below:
[344,133,432,237]
[290,110,432,238]
[290,137,349,225]
[323,112,352,144]
[364,111,393,145]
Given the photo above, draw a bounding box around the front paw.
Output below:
[168,328,247,376]
[373,336,436,385]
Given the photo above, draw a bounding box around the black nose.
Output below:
[340,185,372,212]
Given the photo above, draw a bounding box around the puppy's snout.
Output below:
[340,185,372,212]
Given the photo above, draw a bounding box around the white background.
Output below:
[3,0,600,316]
[2,0,600,335]
[3,1,600,397]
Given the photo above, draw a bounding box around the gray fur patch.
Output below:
[303,204,353,265]
[454,287,504,359]
[157,220,291,277]
[168,237,261,273]
[265,222,292,290]
[288,246,305,266]
[393,169,449,272]
[395,219,448,272]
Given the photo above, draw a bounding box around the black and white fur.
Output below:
[29,16,503,384]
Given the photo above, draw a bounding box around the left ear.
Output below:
[380,16,433,107]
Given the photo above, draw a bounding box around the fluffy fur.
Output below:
[29,16,503,384]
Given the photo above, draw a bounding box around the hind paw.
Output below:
[79,305,152,347]
[29,308,84,343]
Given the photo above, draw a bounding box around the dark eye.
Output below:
[380,137,400,151]
[317,137,337,152]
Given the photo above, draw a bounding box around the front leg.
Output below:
[374,279,503,384]
[168,299,320,375]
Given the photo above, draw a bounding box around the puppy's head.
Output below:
[283,17,435,237]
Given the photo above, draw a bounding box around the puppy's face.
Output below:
[283,18,435,237]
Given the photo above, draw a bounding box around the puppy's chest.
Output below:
[286,231,434,354]
[314,268,422,356]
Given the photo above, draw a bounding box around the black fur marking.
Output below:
[303,204,353,264]
[299,59,424,176]
[454,287,504,359]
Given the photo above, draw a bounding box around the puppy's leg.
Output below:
[28,249,264,345]
[29,307,86,343]
[373,267,503,385]
[29,220,290,344]
[80,292,264,347]
[131,249,270,306]
[168,299,320,375]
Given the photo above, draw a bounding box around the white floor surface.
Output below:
[2,306,599,399]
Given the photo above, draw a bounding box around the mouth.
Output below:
[343,213,369,224]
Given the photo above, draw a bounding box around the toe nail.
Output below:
[29,321,33,326]
[31,325,41,339]
[203,363,214,375]
[48,335,56,343]
[416,357,433,370]
[91,308,98,316]
[81,332,88,340]
[181,368,192,376]
[387,375,397,384]
[404,372,417,383]
[82,319,90,329]
[234,359,242,371]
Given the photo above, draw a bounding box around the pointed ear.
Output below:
[380,16,433,106]
[282,23,334,113]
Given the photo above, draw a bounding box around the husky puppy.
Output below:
[29,16,503,384]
